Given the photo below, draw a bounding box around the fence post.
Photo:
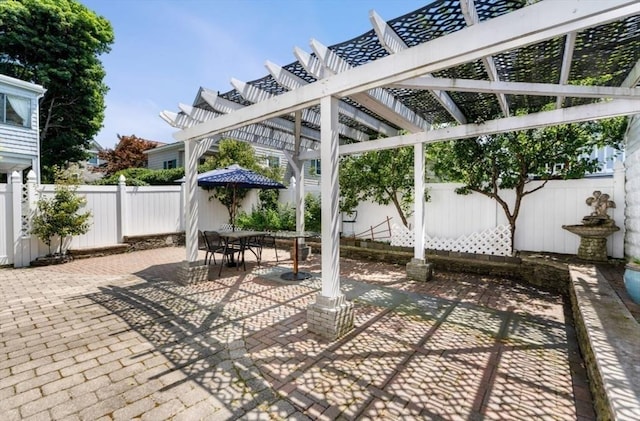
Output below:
[612,161,625,258]
[11,171,25,267]
[117,175,127,242]
[179,180,185,232]
[26,170,39,264]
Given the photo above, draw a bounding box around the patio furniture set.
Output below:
[199,229,318,280]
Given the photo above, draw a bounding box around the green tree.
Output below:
[428,108,627,252]
[0,0,114,181]
[31,169,92,256]
[339,146,418,227]
[201,139,283,225]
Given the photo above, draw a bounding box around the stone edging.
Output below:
[568,265,640,420]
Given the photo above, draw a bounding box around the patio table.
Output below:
[218,230,267,273]
[272,231,319,281]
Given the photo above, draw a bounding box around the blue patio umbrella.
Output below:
[195,164,285,229]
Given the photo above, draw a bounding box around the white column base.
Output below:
[406,258,434,282]
[307,294,354,341]
[176,260,209,285]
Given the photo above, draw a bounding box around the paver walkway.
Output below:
[1,247,594,420]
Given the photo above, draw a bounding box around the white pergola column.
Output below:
[294,111,306,238]
[406,143,433,281]
[176,138,209,284]
[307,95,354,340]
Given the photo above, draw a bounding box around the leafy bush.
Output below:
[31,174,92,256]
[236,204,295,231]
[91,167,185,185]
[236,193,321,232]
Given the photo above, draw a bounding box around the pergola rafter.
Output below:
[370,9,467,124]
[306,38,430,132]
[265,60,400,137]
[230,78,370,143]
[460,0,510,117]
[556,32,577,108]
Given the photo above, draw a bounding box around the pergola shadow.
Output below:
[84,261,592,419]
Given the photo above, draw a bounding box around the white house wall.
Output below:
[147,149,182,170]
[625,114,640,259]
[0,79,42,171]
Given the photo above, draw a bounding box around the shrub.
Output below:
[31,174,92,256]
[236,193,321,232]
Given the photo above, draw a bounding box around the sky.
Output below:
[78,0,427,149]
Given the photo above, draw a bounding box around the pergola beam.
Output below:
[199,89,320,144]
[230,78,370,143]
[265,60,400,137]
[175,0,639,142]
[389,77,640,99]
[622,59,640,88]
[370,10,467,124]
[305,39,430,132]
[298,99,640,159]
[556,32,577,108]
[460,0,510,117]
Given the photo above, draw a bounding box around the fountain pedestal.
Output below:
[562,221,619,262]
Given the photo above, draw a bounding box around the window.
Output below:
[0,93,32,128]
[266,155,279,169]
[163,159,177,169]
[309,159,321,176]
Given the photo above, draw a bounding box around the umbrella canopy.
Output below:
[193,164,285,230]
[197,164,285,189]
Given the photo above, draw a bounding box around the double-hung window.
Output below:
[0,93,32,128]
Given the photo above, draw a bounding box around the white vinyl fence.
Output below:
[338,164,625,258]
[1,164,625,267]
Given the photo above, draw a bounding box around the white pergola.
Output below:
[163,0,640,339]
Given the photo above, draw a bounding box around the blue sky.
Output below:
[79,0,427,149]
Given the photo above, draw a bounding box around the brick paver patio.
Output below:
[1,247,594,420]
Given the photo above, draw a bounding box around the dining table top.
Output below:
[270,231,320,239]
[217,230,267,239]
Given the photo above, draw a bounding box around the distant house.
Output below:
[85,139,106,168]
[0,74,46,182]
[143,140,316,185]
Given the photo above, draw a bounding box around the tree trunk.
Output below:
[389,193,409,227]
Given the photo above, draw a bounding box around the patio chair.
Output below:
[198,230,212,264]
[203,230,242,276]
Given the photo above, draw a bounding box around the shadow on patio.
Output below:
[84,259,594,419]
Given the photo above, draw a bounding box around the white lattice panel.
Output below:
[391,223,512,256]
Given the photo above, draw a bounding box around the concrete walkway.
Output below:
[1,247,594,420]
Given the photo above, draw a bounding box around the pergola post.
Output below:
[176,138,209,284]
[406,142,433,281]
[293,111,310,259]
[307,95,354,340]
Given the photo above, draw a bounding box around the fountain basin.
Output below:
[562,224,619,261]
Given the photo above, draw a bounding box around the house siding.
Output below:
[0,81,40,157]
[147,149,180,170]
[625,114,640,259]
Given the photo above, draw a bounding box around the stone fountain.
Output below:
[562,191,619,261]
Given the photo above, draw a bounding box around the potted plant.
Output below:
[624,257,640,305]
[31,171,92,264]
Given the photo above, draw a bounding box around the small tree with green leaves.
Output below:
[427,108,627,253]
[339,146,424,227]
[31,170,92,256]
